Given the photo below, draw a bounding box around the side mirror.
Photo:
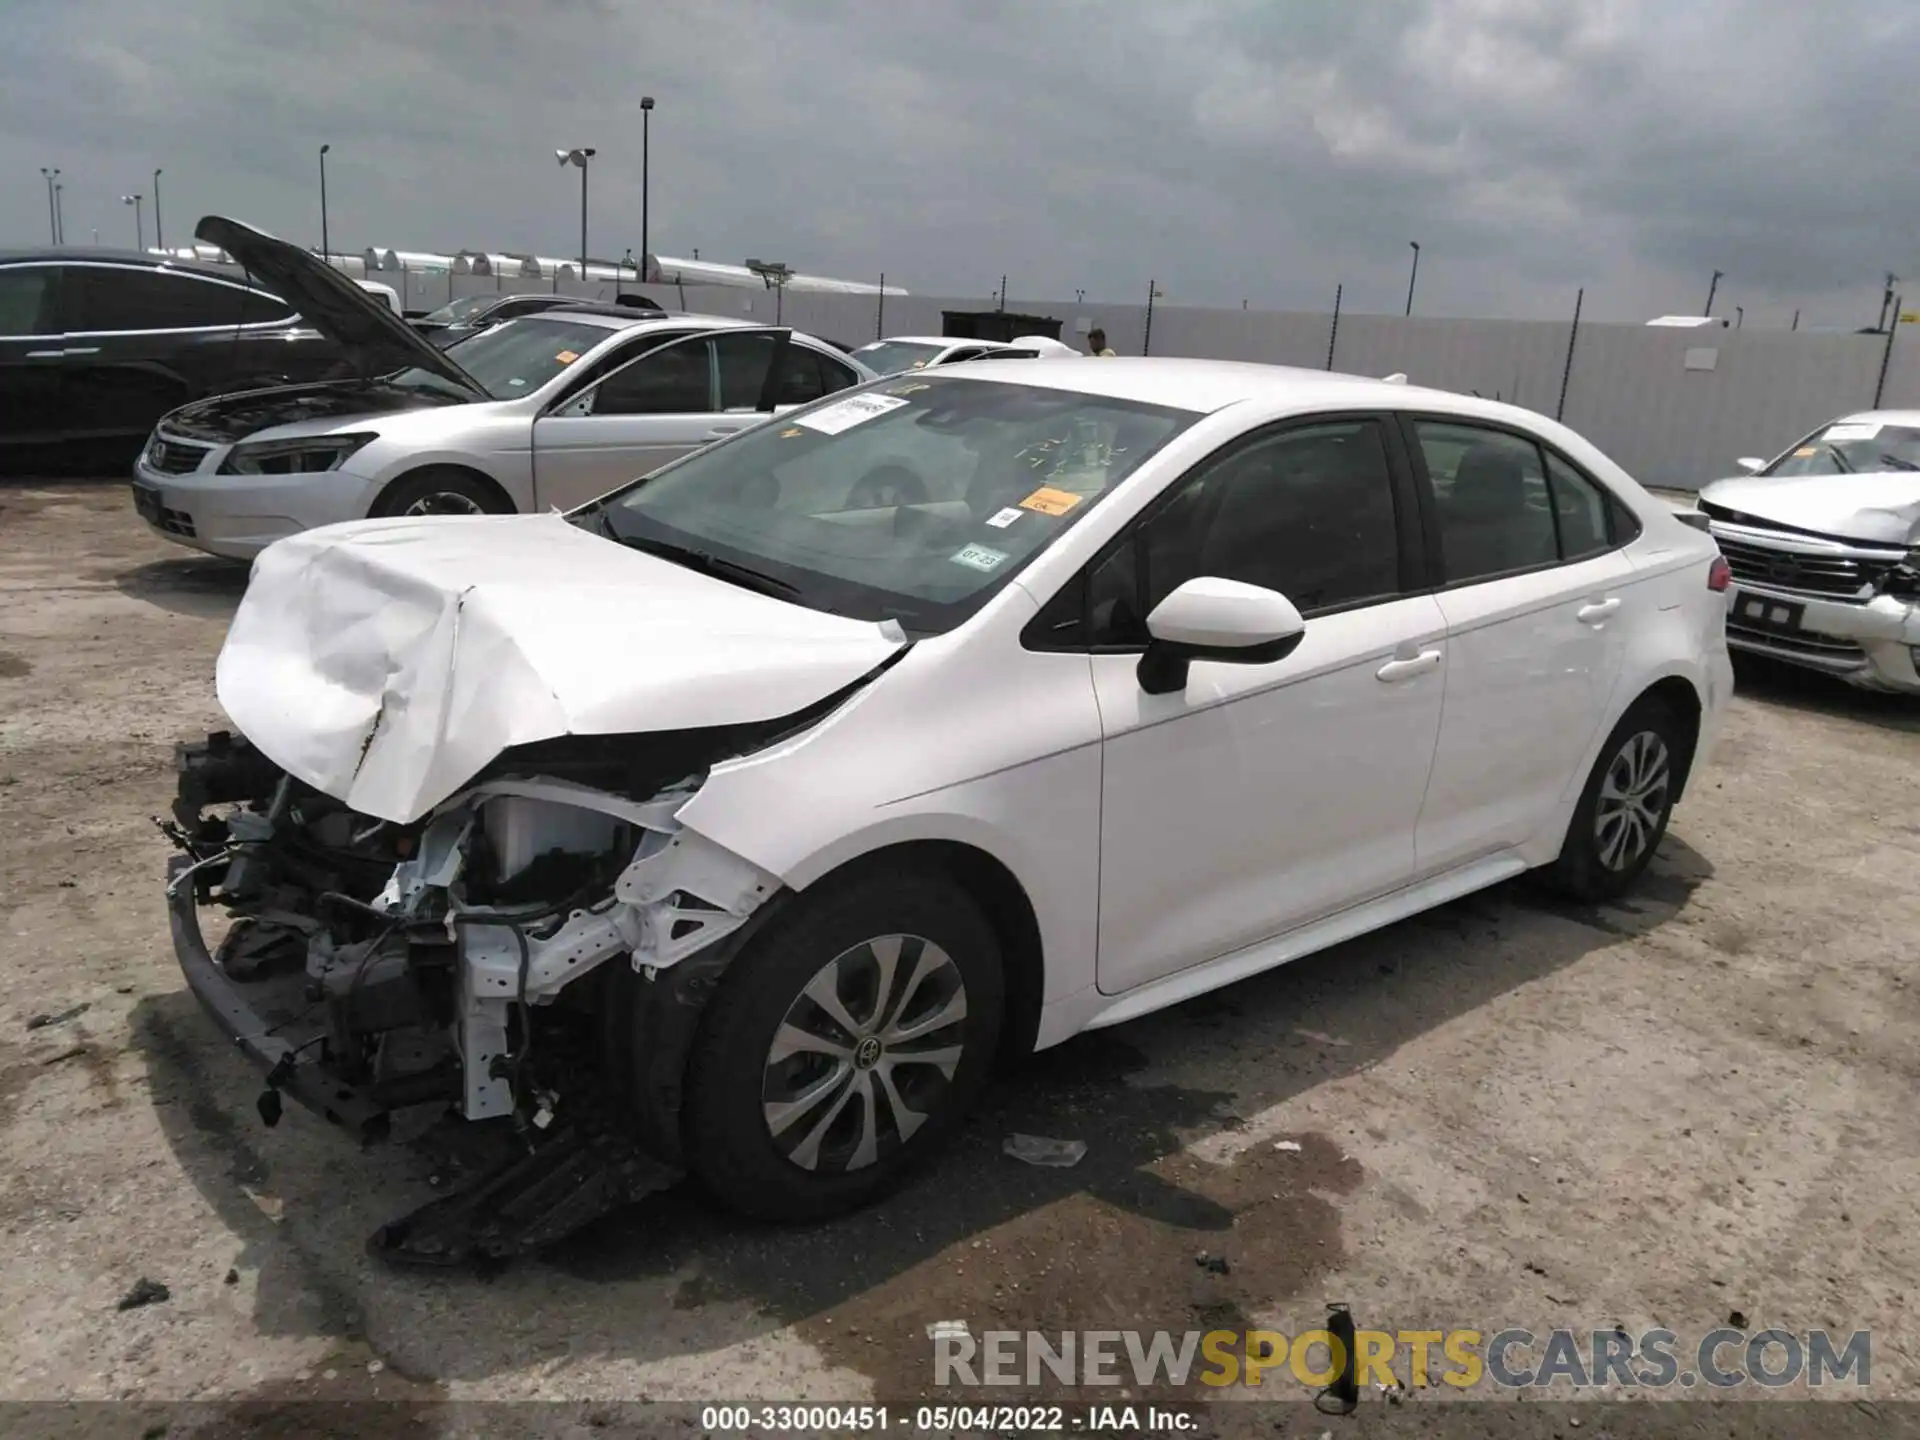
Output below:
[1736,456,1766,473]
[1137,577,1307,696]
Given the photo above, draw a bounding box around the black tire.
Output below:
[1547,695,1687,902]
[370,467,511,519]
[682,869,1004,1221]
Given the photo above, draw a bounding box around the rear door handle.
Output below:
[63,346,100,356]
[1376,648,1443,682]
[1576,597,1622,625]
[26,349,63,359]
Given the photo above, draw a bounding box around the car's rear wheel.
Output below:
[1548,695,1685,902]
[682,870,1004,1221]
[371,467,511,519]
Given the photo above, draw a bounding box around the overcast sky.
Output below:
[4,0,1916,326]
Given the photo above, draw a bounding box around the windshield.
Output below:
[1765,419,1920,476]
[391,317,614,399]
[850,340,947,375]
[588,374,1200,633]
[419,294,495,324]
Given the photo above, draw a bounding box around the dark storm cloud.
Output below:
[3,0,1914,324]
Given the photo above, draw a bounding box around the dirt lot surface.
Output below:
[3,482,1918,1434]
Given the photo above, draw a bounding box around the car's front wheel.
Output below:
[371,467,511,519]
[1548,695,1687,902]
[682,869,1004,1221]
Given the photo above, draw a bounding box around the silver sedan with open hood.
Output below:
[130,217,871,559]
[1694,410,1920,693]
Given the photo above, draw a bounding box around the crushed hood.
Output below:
[1699,471,1920,547]
[195,215,485,397]
[215,514,908,824]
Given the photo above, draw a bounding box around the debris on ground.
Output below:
[1195,1251,1231,1275]
[40,1046,86,1068]
[926,1319,970,1341]
[26,1003,89,1031]
[1728,1309,1748,1328]
[1002,1133,1087,1168]
[223,1269,239,1286]
[1293,1028,1351,1047]
[115,1278,170,1311]
[1274,1140,1304,1152]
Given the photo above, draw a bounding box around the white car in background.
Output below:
[163,354,1730,1256]
[1695,409,1920,693]
[850,334,1078,375]
[130,217,871,560]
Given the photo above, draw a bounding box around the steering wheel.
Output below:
[845,464,929,510]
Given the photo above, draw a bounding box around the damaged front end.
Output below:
[160,727,784,1266]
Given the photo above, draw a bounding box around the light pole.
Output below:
[1880,273,1901,332]
[152,168,164,251]
[39,167,59,243]
[121,193,144,250]
[556,146,596,280]
[319,144,330,264]
[55,186,65,243]
[640,97,655,281]
[1704,268,1723,317]
[1405,241,1421,316]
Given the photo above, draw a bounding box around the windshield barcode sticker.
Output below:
[794,392,911,435]
[1822,422,1880,441]
[950,544,1008,572]
[985,507,1024,528]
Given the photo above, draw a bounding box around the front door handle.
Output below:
[63,346,101,356]
[1376,648,1443,682]
[26,349,63,359]
[1576,597,1622,625]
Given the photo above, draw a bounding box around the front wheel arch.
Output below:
[368,464,516,519]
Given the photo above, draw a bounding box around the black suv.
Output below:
[0,250,350,472]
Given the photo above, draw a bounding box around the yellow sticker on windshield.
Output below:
[889,382,931,395]
[1019,485,1083,517]
[555,350,580,364]
[780,427,804,438]
[1793,446,1817,457]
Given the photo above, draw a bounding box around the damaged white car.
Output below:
[164,358,1732,1262]
[1695,410,1920,693]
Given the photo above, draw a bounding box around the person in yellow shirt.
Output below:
[1086,326,1117,356]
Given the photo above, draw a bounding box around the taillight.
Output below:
[1707,556,1731,592]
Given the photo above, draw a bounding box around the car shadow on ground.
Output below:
[110,556,250,621]
[128,834,1712,1397]
[1731,653,1920,735]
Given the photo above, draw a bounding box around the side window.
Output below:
[816,352,859,393]
[1545,450,1613,560]
[71,266,292,332]
[714,331,782,411]
[587,338,712,415]
[0,265,58,335]
[1083,419,1403,647]
[1412,420,1557,584]
[771,344,829,406]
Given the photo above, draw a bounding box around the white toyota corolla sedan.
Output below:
[162,356,1732,1258]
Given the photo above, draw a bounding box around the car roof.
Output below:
[926,355,1478,416]
[860,336,990,348]
[1834,410,1920,428]
[0,248,284,290]
[491,310,843,347]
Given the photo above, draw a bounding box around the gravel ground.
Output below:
[2,482,1918,1435]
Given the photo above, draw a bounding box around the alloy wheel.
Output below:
[760,934,969,1174]
[1594,730,1671,872]
[403,490,486,517]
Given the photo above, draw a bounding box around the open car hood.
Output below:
[195,216,486,398]
[215,514,908,824]
[1699,471,1920,547]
